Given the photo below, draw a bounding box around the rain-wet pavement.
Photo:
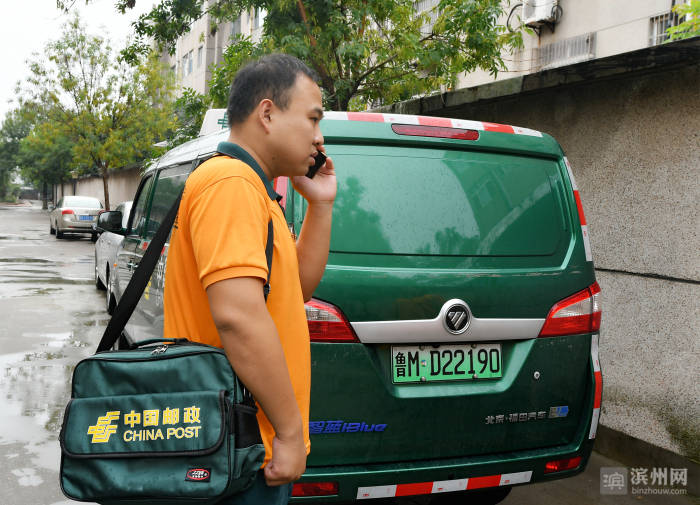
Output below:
[0,202,696,505]
[0,201,105,505]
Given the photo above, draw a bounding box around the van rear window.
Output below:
[327,146,565,257]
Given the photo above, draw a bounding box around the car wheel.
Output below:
[95,254,106,290]
[56,226,64,239]
[427,486,512,505]
[50,221,55,235]
[106,270,116,315]
[91,232,98,243]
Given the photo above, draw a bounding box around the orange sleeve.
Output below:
[188,176,270,290]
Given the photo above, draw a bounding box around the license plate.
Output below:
[79,215,94,221]
[392,344,502,383]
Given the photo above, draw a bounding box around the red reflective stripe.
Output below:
[574,190,587,225]
[482,122,515,134]
[347,112,384,122]
[467,475,501,490]
[395,482,433,496]
[275,176,288,209]
[594,371,603,408]
[417,116,453,127]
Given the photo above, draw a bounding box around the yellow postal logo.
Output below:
[87,411,120,443]
[87,406,203,444]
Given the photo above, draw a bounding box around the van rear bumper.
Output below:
[293,438,596,502]
[293,333,602,502]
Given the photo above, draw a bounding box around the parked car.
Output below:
[49,195,103,241]
[94,201,132,314]
[97,112,602,504]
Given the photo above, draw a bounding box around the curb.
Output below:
[595,424,699,496]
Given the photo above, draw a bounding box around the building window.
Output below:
[253,8,262,29]
[649,1,687,46]
[197,46,203,68]
[182,54,188,75]
[187,50,193,75]
[232,16,241,36]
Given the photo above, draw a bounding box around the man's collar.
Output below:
[216,141,281,202]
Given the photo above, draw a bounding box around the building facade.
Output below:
[457,0,690,88]
[159,1,266,96]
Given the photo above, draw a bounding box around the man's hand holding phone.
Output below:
[292,147,336,205]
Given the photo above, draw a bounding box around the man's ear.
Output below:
[257,99,274,133]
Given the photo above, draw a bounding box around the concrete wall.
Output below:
[55,168,141,210]
[430,63,700,461]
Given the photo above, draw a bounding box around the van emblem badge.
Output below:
[444,303,470,334]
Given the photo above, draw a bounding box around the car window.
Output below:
[65,196,102,208]
[128,175,155,236]
[145,164,190,239]
[57,198,63,208]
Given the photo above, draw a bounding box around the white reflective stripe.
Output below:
[499,471,532,486]
[321,111,539,136]
[512,126,543,137]
[581,225,593,262]
[323,111,349,121]
[589,407,601,439]
[431,479,468,493]
[591,333,600,373]
[357,485,397,499]
[383,113,420,124]
[450,118,484,130]
[564,157,578,190]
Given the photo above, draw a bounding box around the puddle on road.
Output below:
[0,258,53,263]
[0,235,43,241]
[0,316,105,474]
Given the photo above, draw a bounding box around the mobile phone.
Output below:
[306,151,326,179]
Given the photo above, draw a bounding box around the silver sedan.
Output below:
[94,201,132,314]
[49,196,103,241]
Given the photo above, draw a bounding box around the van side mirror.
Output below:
[97,211,124,235]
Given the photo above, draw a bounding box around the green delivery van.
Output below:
[100,111,602,504]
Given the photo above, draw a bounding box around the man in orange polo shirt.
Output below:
[163,54,335,504]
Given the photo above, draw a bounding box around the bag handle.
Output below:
[96,155,275,354]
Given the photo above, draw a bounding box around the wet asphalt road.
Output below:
[0,201,106,505]
[0,202,696,505]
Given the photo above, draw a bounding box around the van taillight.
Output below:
[539,282,601,337]
[305,298,359,343]
[61,209,74,215]
[391,124,479,140]
[544,456,582,474]
[292,482,339,497]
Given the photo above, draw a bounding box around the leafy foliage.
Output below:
[62,0,523,111]
[20,14,175,208]
[0,107,35,200]
[169,88,211,147]
[666,0,700,41]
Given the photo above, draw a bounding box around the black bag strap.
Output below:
[96,157,275,354]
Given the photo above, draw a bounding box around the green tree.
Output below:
[17,119,75,209]
[666,0,700,41]
[22,14,175,209]
[0,108,34,201]
[61,0,523,111]
[169,88,211,147]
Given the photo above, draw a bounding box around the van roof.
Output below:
[147,112,562,173]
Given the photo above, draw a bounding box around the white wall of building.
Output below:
[458,0,677,88]
[160,1,267,97]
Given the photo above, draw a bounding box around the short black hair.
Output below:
[227,54,319,127]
